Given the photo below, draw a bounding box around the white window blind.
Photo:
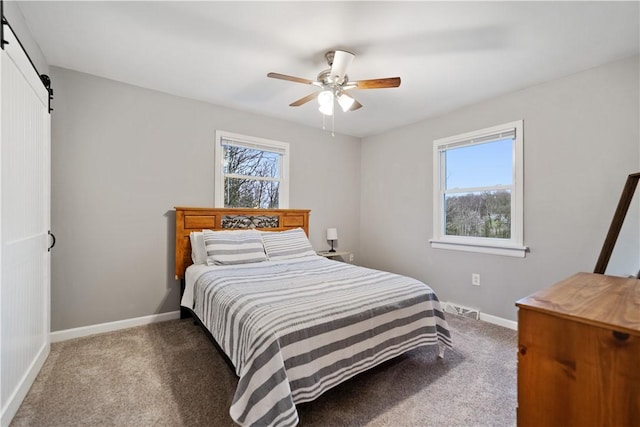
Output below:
[437,129,517,151]
[220,137,288,155]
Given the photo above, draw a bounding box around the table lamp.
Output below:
[326,228,338,252]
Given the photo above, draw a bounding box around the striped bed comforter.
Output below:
[190,256,452,427]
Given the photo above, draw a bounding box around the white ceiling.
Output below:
[16,1,640,138]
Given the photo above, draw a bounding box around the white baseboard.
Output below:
[479,312,518,330]
[1,342,49,427]
[50,311,181,343]
[442,301,518,330]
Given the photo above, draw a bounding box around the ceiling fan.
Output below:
[267,50,401,116]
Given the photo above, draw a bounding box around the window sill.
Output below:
[429,239,528,258]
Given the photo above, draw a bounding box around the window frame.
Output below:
[430,120,527,257]
[214,130,290,209]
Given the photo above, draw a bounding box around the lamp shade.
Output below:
[326,228,338,241]
[337,93,355,112]
[318,102,334,116]
[318,90,334,107]
[318,90,335,116]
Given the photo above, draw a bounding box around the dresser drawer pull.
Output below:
[612,331,630,341]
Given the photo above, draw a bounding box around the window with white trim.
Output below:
[430,120,526,257]
[214,131,290,208]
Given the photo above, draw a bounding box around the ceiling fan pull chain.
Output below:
[331,110,335,137]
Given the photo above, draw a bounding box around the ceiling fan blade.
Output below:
[289,91,319,107]
[330,50,355,84]
[267,72,316,85]
[351,77,401,89]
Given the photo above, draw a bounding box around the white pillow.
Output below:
[203,229,267,266]
[261,228,316,260]
[189,232,207,265]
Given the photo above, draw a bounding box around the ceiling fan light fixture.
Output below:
[319,102,334,116]
[318,90,334,116]
[318,90,334,107]
[337,93,355,112]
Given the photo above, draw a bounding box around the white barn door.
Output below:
[0,24,51,426]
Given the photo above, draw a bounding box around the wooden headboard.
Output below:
[174,207,310,279]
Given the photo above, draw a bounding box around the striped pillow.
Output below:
[203,229,267,266]
[189,231,208,265]
[261,228,316,260]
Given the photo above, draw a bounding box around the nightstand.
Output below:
[317,250,350,260]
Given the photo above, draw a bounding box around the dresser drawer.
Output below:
[518,308,640,426]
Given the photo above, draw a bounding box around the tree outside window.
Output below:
[214,131,290,209]
[443,137,513,239]
[223,145,280,208]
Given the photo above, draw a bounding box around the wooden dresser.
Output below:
[516,272,640,426]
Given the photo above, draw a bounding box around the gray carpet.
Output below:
[11,314,517,426]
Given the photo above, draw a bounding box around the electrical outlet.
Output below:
[472,273,480,286]
[349,253,354,262]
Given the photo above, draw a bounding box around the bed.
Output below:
[175,207,452,427]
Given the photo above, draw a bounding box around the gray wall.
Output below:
[360,55,640,322]
[50,67,361,331]
[49,56,639,330]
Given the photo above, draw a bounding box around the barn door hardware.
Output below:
[0,4,53,112]
[40,74,54,112]
[1,0,7,49]
[48,230,56,252]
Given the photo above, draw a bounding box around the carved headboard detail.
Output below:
[174,207,310,279]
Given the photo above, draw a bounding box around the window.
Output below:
[214,131,290,208]
[430,120,526,257]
